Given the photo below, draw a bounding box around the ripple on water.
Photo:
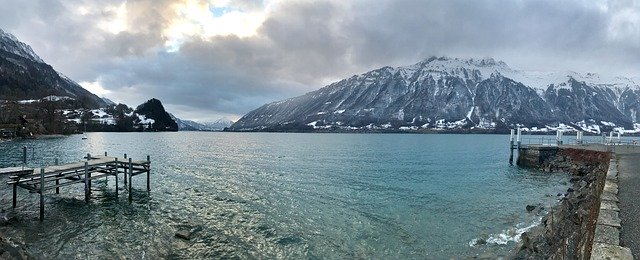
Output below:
[0,133,571,259]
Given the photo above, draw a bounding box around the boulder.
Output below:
[526,205,537,212]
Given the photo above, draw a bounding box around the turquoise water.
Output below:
[0,133,569,259]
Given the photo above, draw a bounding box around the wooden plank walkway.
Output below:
[1,153,151,220]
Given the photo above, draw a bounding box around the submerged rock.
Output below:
[0,212,18,226]
[526,205,536,212]
[175,230,192,240]
[0,236,33,260]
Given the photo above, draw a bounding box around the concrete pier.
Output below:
[516,145,559,168]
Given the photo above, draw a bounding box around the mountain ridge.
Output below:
[229,56,640,133]
[0,29,106,108]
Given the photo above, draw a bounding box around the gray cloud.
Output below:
[1,0,639,121]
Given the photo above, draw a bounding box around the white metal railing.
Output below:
[510,129,640,147]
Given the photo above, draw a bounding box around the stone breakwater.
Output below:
[513,147,610,259]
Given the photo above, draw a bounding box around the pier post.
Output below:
[114,158,118,197]
[40,168,44,221]
[609,132,614,144]
[517,127,522,148]
[84,162,90,203]
[576,131,582,144]
[128,158,133,201]
[556,130,563,145]
[12,183,17,208]
[509,129,515,164]
[124,157,128,186]
[55,158,60,194]
[146,155,150,191]
[105,152,107,156]
[22,146,26,165]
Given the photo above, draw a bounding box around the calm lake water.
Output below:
[0,132,571,259]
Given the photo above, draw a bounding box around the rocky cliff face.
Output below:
[230,57,640,133]
[0,29,106,108]
[135,98,179,131]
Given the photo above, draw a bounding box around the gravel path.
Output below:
[616,153,640,258]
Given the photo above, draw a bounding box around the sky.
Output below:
[1,0,639,122]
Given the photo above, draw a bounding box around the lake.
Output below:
[0,132,570,259]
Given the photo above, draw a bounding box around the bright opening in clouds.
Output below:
[1,0,639,121]
[78,81,112,97]
[164,0,277,52]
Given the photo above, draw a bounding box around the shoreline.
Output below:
[512,146,611,258]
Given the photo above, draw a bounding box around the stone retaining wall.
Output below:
[590,157,633,260]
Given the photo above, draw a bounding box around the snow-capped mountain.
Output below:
[230,56,640,133]
[170,114,234,131]
[0,29,106,108]
[0,29,44,63]
[201,118,235,130]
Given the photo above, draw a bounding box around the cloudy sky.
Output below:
[1,0,639,121]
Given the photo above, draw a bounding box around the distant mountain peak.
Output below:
[0,29,45,63]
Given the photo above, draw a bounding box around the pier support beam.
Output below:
[39,168,44,221]
[114,158,118,197]
[84,162,90,203]
[55,158,60,194]
[509,129,515,164]
[124,154,128,186]
[147,155,151,191]
[12,183,17,208]
[556,130,564,145]
[128,158,133,201]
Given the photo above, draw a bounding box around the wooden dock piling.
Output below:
[84,162,90,203]
[146,155,150,191]
[12,183,16,208]
[115,158,119,197]
[124,154,128,186]
[55,159,60,194]
[128,158,133,201]
[40,168,44,221]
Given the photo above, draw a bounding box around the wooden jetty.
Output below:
[1,152,150,220]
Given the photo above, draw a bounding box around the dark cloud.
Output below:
[0,0,639,120]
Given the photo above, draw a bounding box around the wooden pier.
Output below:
[1,152,150,220]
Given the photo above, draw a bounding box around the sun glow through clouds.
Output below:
[98,3,128,34]
[163,0,277,52]
[79,81,112,96]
